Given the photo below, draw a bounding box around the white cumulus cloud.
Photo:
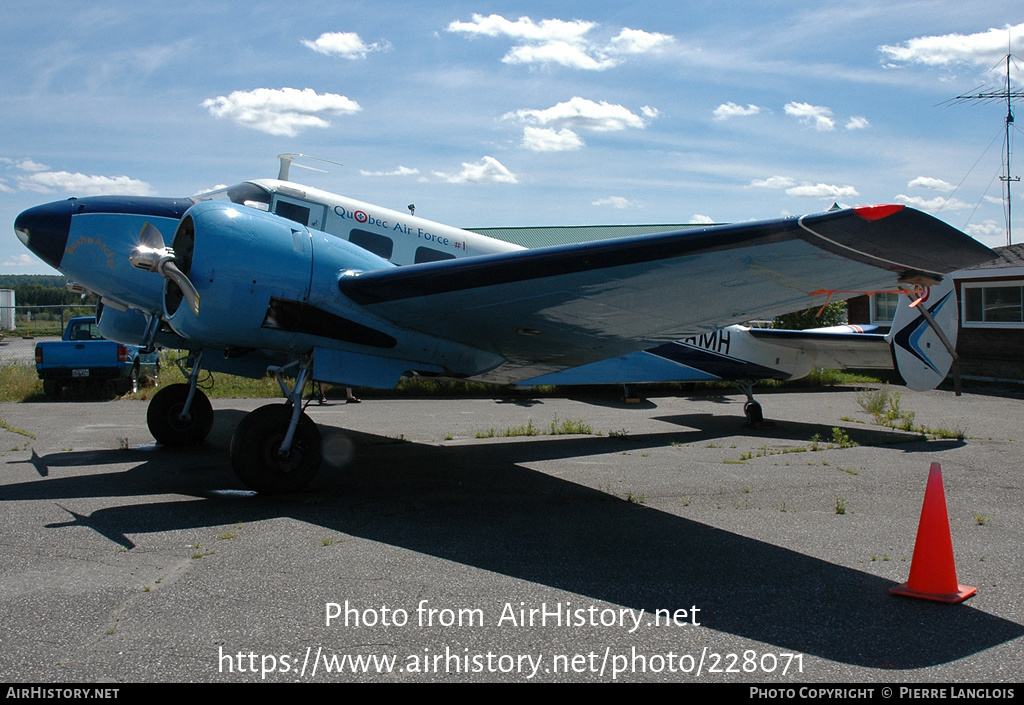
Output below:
[592,196,640,209]
[894,194,973,211]
[908,176,955,192]
[504,41,616,70]
[786,183,859,199]
[16,159,49,172]
[521,127,584,152]
[4,254,42,268]
[713,102,761,120]
[434,156,518,184]
[201,87,361,137]
[784,102,835,131]
[750,176,797,189]
[301,32,388,59]
[607,28,675,55]
[688,214,716,224]
[360,166,420,177]
[448,14,596,42]
[964,219,1005,245]
[508,97,650,132]
[879,23,1024,68]
[20,170,155,196]
[447,13,673,70]
[845,116,870,130]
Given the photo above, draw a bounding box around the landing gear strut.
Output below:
[147,351,213,446]
[230,356,322,493]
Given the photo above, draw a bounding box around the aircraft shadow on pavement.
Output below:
[1,411,1017,670]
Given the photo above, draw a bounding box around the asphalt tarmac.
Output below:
[0,385,1021,683]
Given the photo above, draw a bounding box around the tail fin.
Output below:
[886,278,958,391]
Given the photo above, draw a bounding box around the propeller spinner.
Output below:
[130,222,201,316]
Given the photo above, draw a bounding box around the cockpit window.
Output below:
[194,182,272,211]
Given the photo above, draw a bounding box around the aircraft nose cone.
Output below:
[14,199,74,270]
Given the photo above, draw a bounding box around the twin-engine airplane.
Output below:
[14,157,994,491]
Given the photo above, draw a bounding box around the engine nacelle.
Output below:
[95,302,150,345]
[162,201,395,351]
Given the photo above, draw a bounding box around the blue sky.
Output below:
[3,1,1022,273]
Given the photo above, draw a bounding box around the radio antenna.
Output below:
[277,153,344,181]
[945,47,1022,245]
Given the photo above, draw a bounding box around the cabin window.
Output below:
[349,229,394,259]
[962,281,1024,327]
[195,182,272,211]
[274,200,311,226]
[415,247,455,264]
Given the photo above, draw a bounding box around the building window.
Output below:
[962,281,1024,327]
[870,293,899,324]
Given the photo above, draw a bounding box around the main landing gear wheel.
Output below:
[743,400,764,426]
[230,404,322,493]
[147,383,214,446]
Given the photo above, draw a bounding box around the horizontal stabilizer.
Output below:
[747,326,892,370]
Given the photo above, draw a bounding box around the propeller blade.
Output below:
[161,260,201,316]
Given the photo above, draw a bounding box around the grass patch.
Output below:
[0,414,36,440]
[857,385,916,431]
[831,427,857,448]
[475,419,540,438]
[475,415,597,438]
[549,414,592,435]
[857,385,967,441]
[0,363,43,402]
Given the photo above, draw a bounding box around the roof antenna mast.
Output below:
[948,39,1022,245]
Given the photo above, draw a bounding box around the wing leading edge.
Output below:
[338,206,993,384]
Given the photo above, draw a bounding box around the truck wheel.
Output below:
[117,365,139,396]
[42,379,61,397]
[147,384,214,446]
[230,404,322,493]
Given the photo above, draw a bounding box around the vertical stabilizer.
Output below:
[886,278,959,391]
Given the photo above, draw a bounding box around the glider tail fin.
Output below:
[886,278,959,392]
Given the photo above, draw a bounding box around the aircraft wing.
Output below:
[339,205,993,383]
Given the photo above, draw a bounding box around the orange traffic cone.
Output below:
[890,462,976,603]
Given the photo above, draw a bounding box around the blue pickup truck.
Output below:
[35,316,159,396]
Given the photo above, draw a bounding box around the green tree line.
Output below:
[0,275,99,307]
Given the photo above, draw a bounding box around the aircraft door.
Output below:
[273,194,328,232]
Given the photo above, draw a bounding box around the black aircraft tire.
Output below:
[147,384,214,447]
[743,400,764,426]
[230,404,322,493]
